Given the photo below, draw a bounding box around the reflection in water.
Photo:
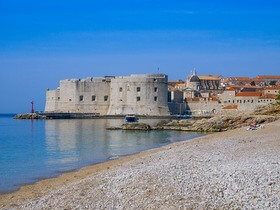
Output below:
[45,119,184,169]
[0,116,203,193]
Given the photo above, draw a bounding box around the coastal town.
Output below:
[43,70,280,117]
[2,1,280,209]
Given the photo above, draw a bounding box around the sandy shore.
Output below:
[1,120,280,209]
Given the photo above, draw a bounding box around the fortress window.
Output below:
[119,87,123,92]
[58,97,60,100]
[92,95,96,101]
[154,96,158,101]
[69,99,72,101]
[154,87,158,92]
[80,95,84,101]
[104,96,108,101]
[251,100,253,103]
[154,79,157,82]
[137,87,141,92]
[137,97,141,101]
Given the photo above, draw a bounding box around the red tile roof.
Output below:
[229,85,262,89]
[222,104,238,109]
[256,75,280,79]
[259,94,277,99]
[264,86,280,90]
[186,98,200,102]
[235,92,262,97]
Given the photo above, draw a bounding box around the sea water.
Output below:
[0,114,203,193]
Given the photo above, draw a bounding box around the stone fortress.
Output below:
[45,71,280,117]
[45,74,170,116]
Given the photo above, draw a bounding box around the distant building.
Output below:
[186,69,221,91]
[264,86,280,95]
[253,75,280,85]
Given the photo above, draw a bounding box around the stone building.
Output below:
[45,74,170,116]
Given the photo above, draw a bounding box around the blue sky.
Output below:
[0,0,280,113]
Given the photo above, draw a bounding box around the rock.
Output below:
[13,113,46,120]
[121,123,152,131]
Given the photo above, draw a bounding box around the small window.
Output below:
[154,79,157,82]
[58,97,60,100]
[92,95,96,101]
[104,96,108,101]
[154,87,158,92]
[119,87,123,92]
[137,96,141,101]
[233,100,235,103]
[80,95,84,101]
[154,96,158,101]
[137,87,141,92]
[69,99,72,101]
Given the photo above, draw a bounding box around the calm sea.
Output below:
[0,114,203,193]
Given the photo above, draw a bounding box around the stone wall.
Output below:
[45,74,170,116]
[107,74,169,116]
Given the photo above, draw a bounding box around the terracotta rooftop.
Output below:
[198,75,221,81]
[264,86,280,90]
[259,94,277,99]
[175,83,186,87]
[223,77,251,81]
[186,98,200,102]
[228,85,262,89]
[222,104,238,109]
[255,75,280,79]
[235,92,262,97]
[225,87,235,91]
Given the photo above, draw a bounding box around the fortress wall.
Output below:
[72,78,111,114]
[107,74,170,116]
[45,89,60,112]
[45,78,111,114]
[186,101,222,114]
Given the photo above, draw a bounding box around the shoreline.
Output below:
[0,137,190,207]
[1,119,280,208]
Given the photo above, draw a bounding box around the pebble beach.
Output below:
[1,119,280,209]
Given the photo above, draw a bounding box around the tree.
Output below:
[277,91,280,101]
[250,81,256,86]
[269,81,277,86]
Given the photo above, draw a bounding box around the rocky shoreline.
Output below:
[108,114,279,132]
